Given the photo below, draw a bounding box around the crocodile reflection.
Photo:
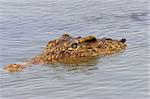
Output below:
[52,56,99,71]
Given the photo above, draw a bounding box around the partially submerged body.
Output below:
[3,34,127,72]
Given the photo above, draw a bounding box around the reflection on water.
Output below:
[0,0,149,99]
[49,56,99,72]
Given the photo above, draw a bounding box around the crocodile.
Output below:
[3,34,127,72]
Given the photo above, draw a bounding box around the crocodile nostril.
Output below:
[120,38,126,43]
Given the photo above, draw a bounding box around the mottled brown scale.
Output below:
[79,36,96,43]
[4,64,25,72]
[3,33,127,72]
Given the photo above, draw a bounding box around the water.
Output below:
[0,0,149,99]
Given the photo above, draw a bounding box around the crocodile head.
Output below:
[31,34,126,64]
[3,33,127,72]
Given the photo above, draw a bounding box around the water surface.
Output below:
[0,0,149,99]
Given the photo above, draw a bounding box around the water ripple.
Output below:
[0,0,149,99]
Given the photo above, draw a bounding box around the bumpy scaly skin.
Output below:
[3,34,127,72]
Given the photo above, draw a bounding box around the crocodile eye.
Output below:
[70,43,79,49]
[71,44,78,49]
